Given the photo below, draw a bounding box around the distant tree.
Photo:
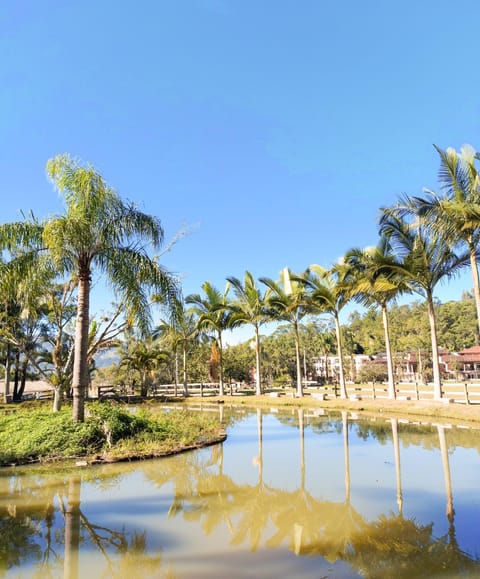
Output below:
[120,338,169,396]
[223,341,255,384]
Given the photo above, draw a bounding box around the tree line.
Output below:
[2,145,480,420]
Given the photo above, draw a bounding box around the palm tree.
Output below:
[399,144,480,342]
[187,282,232,396]
[301,264,350,399]
[155,297,199,397]
[0,154,179,421]
[342,239,412,399]
[227,271,270,395]
[260,268,309,397]
[120,338,169,396]
[379,209,470,400]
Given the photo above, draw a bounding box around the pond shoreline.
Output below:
[180,394,480,427]
[0,431,227,469]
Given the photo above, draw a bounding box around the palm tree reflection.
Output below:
[0,471,161,578]
[1,409,479,578]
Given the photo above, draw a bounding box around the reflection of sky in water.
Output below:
[2,407,480,578]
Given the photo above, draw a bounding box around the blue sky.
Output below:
[2,1,479,341]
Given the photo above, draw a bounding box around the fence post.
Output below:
[372,382,376,400]
[414,382,419,401]
[464,382,470,405]
[200,382,204,397]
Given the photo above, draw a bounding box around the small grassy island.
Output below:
[0,402,226,467]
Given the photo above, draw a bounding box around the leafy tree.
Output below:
[223,341,255,384]
[436,295,477,351]
[261,328,297,387]
[0,252,57,402]
[347,309,384,356]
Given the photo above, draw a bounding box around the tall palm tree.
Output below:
[227,271,270,395]
[399,144,480,342]
[342,239,412,399]
[260,268,309,397]
[155,297,199,397]
[379,209,470,400]
[301,264,350,399]
[0,154,179,421]
[187,282,232,396]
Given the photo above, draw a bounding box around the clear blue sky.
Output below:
[2,1,479,340]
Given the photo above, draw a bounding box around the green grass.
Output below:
[0,402,224,466]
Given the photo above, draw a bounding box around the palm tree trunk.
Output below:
[334,312,347,399]
[426,291,442,400]
[218,332,225,396]
[182,343,189,397]
[382,303,396,399]
[174,351,179,397]
[3,343,11,403]
[254,324,262,396]
[293,319,303,397]
[53,387,62,412]
[72,266,90,422]
[468,239,480,343]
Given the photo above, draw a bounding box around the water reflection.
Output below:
[0,467,162,577]
[1,407,479,578]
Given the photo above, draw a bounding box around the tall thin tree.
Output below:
[187,282,232,396]
[260,268,309,397]
[227,271,270,396]
[379,209,470,400]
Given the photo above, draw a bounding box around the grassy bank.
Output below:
[0,402,225,467]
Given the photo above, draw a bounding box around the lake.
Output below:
[1,404,479,578]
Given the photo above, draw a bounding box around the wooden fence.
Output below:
[314,381,480,404]
[96,381,480,404]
